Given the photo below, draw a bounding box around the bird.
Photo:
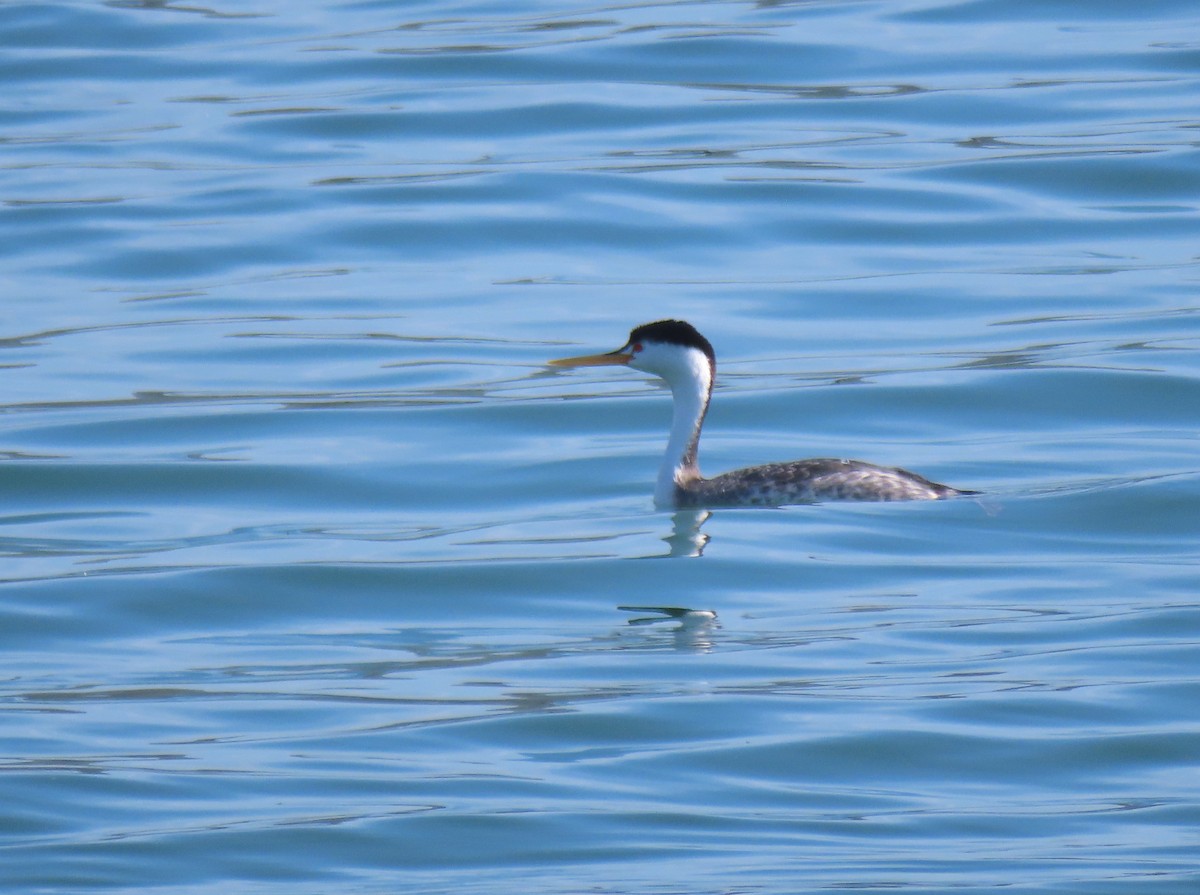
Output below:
[550,319,976,508]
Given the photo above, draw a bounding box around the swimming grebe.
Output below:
[550,319,974,508]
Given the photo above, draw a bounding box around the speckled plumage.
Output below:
[676,458,966,507]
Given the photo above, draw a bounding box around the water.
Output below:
[2,0,1199,892]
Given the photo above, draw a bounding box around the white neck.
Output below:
[653,350,712,507]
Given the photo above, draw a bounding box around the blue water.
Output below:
[2,1,1199,892]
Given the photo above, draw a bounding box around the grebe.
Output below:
[550,319,975,508]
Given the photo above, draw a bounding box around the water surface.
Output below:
[2,1,1198,892]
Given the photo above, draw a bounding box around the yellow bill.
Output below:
[548,349,633,368]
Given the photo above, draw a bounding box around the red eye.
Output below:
[631,342,643,353]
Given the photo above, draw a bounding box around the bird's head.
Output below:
[550,319,715,387]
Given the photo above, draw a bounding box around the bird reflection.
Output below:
[618,604,719,652]
[618,605,718,625]
[663,509,710,557]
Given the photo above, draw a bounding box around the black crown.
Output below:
[627,319,715,363]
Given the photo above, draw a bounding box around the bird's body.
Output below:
[551,319,974,509]
[676,458,963,507]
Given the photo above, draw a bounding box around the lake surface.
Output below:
[2,1,1199,892]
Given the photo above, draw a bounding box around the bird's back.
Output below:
[678,458,970,507]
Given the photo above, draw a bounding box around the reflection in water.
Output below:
[663,509,710,557]
[618,605,718,624]
[617,604,720,653]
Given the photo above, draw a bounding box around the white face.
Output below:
[627,339,711,389]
